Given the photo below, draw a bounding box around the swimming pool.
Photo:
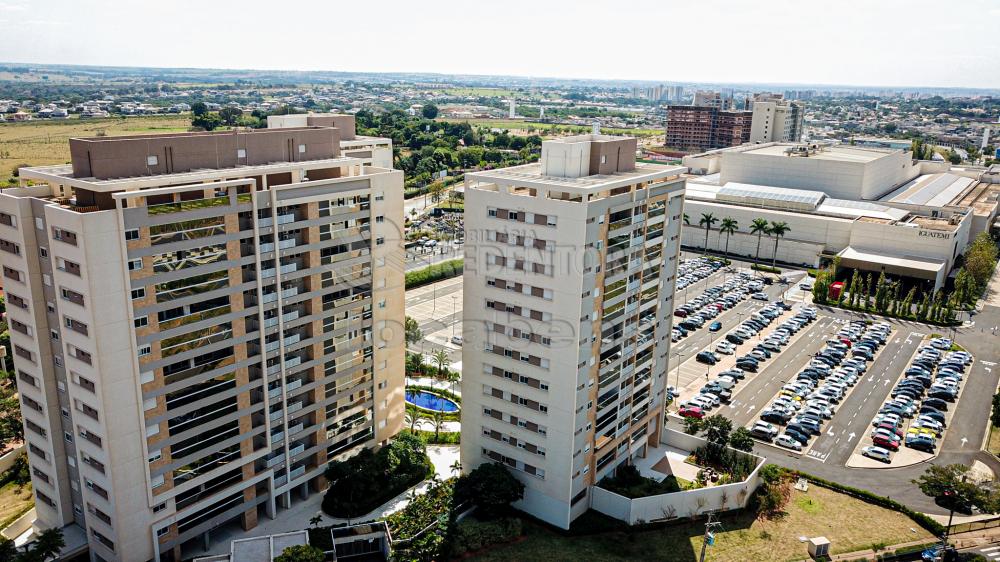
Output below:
[405,390,460,413]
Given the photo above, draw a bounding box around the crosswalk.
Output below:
[978,545,1000,559]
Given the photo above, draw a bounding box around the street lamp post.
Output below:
[451,295,458,338]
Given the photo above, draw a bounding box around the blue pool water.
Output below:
[405,390,459,413]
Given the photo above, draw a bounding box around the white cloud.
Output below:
[0,2,27,11]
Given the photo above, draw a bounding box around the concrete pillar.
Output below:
[266,492,277,519]
[299,482,309,500]
[202,531,210,552]
[241,506,258,531]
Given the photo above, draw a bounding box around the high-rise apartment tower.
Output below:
[460,134,685,529]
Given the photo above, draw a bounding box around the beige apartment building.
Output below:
[460,134,686,529]
[0,125,405,562]
[750,93,804,143]
[266,114,393,169]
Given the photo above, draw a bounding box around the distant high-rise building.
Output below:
[665,105,752,151]
[750,93,805,143]
[693,90,731,110]
[2,124,405,562]
[461,134,685,529]
[509,99,516,119]
[668,85,684,103]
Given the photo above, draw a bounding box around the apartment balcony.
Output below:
[288,443,306,457]
[274,474,288,487]
[265,454,284,468]
[258,213,297,228]
[287,422,306,437]
[269,409,284,422]
[270,431,284,444]
[289,465,306,481]
[259,242,275,253]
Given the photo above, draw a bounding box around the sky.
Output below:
[4,0,1000,89]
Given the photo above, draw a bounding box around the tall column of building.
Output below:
[460,134,685,529]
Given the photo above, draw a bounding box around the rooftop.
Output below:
[737,143,899,163]
[467,161,686,193]
[881,173,976,207]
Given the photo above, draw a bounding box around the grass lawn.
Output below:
[989,426,1000,456]
[1,115,193,178]
[471,486,932,562]
[0,479,33,531]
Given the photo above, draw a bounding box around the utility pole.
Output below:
[699,511,722,562]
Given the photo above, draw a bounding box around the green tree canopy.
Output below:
[455,463,525,518]
[274,544,325,562]
[421,104,439,119]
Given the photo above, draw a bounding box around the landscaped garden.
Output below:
[320,433,433,519]
[470,480,934,561]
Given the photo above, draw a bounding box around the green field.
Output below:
[0,115,193,179]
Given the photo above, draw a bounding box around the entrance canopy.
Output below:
[836,246,946,283]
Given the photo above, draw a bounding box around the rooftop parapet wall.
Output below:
[69,127,340,180]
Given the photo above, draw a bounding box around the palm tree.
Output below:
[431,349,451,380]
[768,221,790,271]
[309,515,323,528]
[29,528,65,562]
[447,369,461,396]
[450,460,463,477]
[432,411,445,440]
[405,408,424,432]
[719,217,738,259]
[698,213,718,255]
[750,218,770,269]
[683,213,690,226]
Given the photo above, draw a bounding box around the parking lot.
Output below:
[665,258,999,510]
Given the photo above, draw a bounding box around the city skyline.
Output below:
[5,0,1000,90]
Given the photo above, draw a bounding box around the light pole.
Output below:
[673,351,686,402]
[451,295,458,339]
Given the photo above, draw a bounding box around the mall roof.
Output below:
[737,143,898,163]
[881,173,976,207]
[837,247,946,274]
[717,183,825,211]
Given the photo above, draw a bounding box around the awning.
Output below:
[836,247,946,280]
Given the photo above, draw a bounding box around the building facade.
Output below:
[1,127,405,562]
[266,114,393,169]
[749,94,805,143]
[665,106,752,152]
[460,135,686,529]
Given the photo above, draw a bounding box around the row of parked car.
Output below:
[861,337,972,462]
[672,272,756,343]
[759,320,891,452]
[678,303,815,419]
[675,257,725,292]
[719,302,810,373]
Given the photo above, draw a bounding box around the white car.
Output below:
[715,341,736,354]
[774,434,803,451]
[861,446,891,463]
[751,292,769,301]
[451,335,463,346]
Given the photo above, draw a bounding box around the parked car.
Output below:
[775,434,803,451]
[861,446,892,463]
[696,351,718,365]
[679,406,704,419]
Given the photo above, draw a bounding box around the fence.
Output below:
[949,516,1000,535]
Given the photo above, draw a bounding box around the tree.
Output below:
[729,427,755,452]
[913,463,1000,515]
[309,515,323,528]
[431,349,451,379]
[20,528,65,562]
[218,106,243,126]
[431,410,445,440]
[190,101,208,116]
[698,213,718,255]
[274,544,325,562]
[701,414,733,446]
[768,221,789,270]
[948,150,962,165]
[683,416,704,435]
[719,217,738,259]
[455,463,525,518]
[750,218,770,267]
[421,104,439,119]
[404,316,423,347]
[683,213,690,226]
[404,408,424,432]
[192,112,223,131]
[450,459,463,477]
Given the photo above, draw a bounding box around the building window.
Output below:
[375,215,384,223]
[125,229,139,241]
[376,236,384,246]
[134,316,148,328]
[131,288,145,300]
[128,259,142,271]
[147,155,158,166]
[237,148,247,158]
[39,246,48,258]
[138,344,151,357]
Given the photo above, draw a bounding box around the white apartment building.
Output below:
[0,126,405,562]
[750,94,804,144]
[460,134,686,529]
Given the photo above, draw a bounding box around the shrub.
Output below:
[404,259,463,289]
[274,544,325,562]
[321,433,433,518]
[751,263,782,274]
[454,463,525,518]
[448,517,523,556]
[598,464,681,498]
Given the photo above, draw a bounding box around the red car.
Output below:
[875,422,903,438]
[839,338,852,348]
[674,310,688,318]
[873,434,900,451]
[679,406,704,419]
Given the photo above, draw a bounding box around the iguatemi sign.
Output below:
[917,230,952,239]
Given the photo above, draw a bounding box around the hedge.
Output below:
[405,259,463,289]
[407,429,461,444]
[751,263,782,274]
[789,470,945,536]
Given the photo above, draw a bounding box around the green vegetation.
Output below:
[954,232,1000,308]
[0,528,64,562]
[146,194,230,215]
[598,464,681,498]
[406,428,460,445]
[449,518,523,557]
[682,415,760,479]
[0,457,33,532]
[404,258,463,289]
[321,433,433,518]
[470,484,933,561]
[273,544,325,562]
[913,463,1000,515]
[751,264,782,274]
